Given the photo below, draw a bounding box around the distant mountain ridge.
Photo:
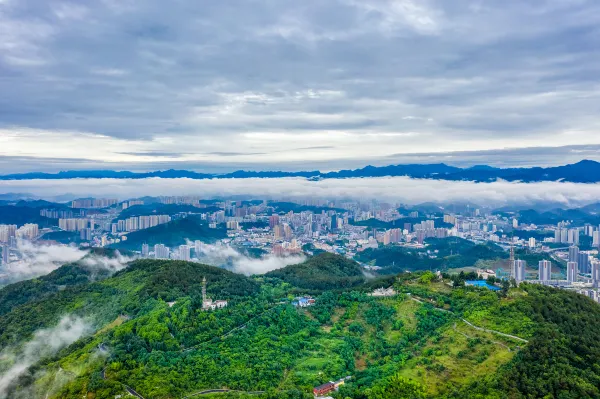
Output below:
[1,160,600,183]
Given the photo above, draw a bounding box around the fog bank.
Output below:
[194,242,305,275]
[1,176,599,207]
[0,241,133,285]
[0,316,91,399]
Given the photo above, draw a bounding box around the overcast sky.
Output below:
[2,0,600,173]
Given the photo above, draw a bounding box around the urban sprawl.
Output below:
[2,196,600,302]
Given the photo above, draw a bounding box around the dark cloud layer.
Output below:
[1,0,600,171]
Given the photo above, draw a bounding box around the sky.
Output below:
[2,0,600,173]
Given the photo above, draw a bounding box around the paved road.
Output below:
[182,303,284,353]
[409,296,529,343]
[460,318,528,343]
[124,385,146,399]
[182,389,265,398]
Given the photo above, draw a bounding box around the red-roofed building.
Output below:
[313,382,335,397]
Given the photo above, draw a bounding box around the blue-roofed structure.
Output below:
[465,280,501,291]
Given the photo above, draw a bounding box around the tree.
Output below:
[419,271,436,284]
[366,374,426,399]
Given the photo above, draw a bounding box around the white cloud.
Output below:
[0,316,91,399]
[2,0,600,170]
[1,241,133,284]
[1,176,600,208]
[193,242,305,275]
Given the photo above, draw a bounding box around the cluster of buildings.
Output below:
[498,244,600,303]
[0,223,42,265]
[59,218,93,232]
[112,215,171,233]
[71,198,118,209]
[292,296,316,307]
[554,225,581,245]
[40,208,82,219]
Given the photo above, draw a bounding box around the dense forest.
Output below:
[265,252,366,290]
[1,253,599,399]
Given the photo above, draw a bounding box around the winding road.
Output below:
[409,296,529,343]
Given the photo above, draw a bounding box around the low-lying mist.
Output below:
[0,316,91,399]
[193,242,305,275]
[0,241,133,285]
[1,176,600,207]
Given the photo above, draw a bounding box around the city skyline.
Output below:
[2,0,600,172]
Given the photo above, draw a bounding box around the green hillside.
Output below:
[115,203,222,221]
[356,237,507,273]
[0,205,56,226]
[0,248,129,315]
[40,230,83,244]
[265,252,366,290]
[1,256,600,399]
[110,216,227,250]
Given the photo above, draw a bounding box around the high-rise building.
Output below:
[71,198,118,209]
[560,228,568,244]
[509,245,515,279]
[273,224,284,239]
[283,223,293,239]
[568,229,579,245]
[16,223,39,240]
[578,252,591,274]
[584,224,594,237]
[528,237,536,248]
[142,244,149,257]
[79,228,92,241]
[514,260,526,282]
[512,218,519,228]
[568,246,580,263]
[1,244,9,265]
[592,260,600,287]
[0,224,17,243]
[179,245,190,261]
[154,244,169,259]
[383,231,391,245]
[538,260,552,281]
[272,244,285,256]
[566,262,578,282]
[269,215,280,229]
[59,218,90,232]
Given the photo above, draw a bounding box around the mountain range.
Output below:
[2,160,600,183]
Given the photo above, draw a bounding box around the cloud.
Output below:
[0,241,133,284]
[193,242,305,275]
[2,1,600,170]
[0,316,91,399]
[1,176,599,209]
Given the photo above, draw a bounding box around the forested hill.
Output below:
[0,260,258,350]
[109,215,227,250]
[2,256,600,398]
[264,252,366,290]
[0,248,129,314]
